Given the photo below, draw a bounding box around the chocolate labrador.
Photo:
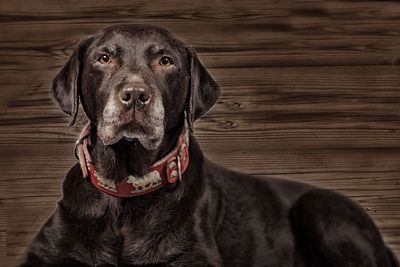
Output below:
[18,24,399,267]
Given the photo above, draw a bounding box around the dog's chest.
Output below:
[92,199,189,265]
[117,224,180,265]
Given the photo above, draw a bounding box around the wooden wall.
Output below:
[1,0,399,265]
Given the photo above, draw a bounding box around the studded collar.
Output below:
[75,122,190,197]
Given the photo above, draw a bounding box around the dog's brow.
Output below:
[98,45,118,54]
[147,45,170,57]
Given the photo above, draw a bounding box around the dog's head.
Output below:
[53,24,220,150]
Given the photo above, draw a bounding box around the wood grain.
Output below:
[1,0,400,266]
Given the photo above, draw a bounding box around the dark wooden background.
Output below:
[1,0,400,265]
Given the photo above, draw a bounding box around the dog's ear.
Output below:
[186,47,221,131]
[52,38,92,126]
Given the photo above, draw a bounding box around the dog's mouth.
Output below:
[97,120,164,150]
[122,136,136,142]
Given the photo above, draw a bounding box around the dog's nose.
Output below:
[119,87,152,107]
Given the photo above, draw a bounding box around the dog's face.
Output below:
[52,25,220,150]
[80,26,189,149]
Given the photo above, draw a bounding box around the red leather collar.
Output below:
[75,122,190,197]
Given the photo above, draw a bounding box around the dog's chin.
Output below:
[98,127,163,150]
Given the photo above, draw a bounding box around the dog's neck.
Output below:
[90,120,185,183]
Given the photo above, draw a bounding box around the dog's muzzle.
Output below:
[97,80,165,149]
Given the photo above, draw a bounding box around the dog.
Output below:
[18,24,399,267]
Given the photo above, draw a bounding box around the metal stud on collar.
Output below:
[177,154,182,181]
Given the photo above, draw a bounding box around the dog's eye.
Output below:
[98,54,111,64]
[159,56,174,67]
